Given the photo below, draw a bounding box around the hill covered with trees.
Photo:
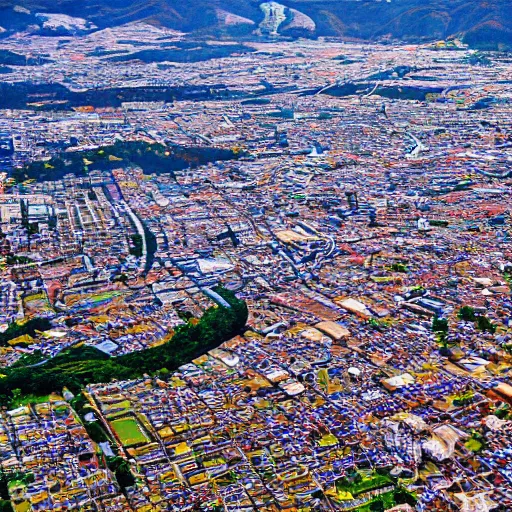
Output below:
[1,0,511,50]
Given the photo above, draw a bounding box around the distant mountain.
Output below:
[1,0,511,49]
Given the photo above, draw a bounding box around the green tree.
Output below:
[390,263,408,273]
[369,499,385,512]
[394,489,417,506]
[476,315,496,333]
[432,316,449,334]
[108,457,135,490]
[458,306,476,322]
[10,388,22,408]
[0,317,52,347]
[0,500,13,512]
[85,422,109,444]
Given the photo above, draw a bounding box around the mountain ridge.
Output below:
[0,0,511,49]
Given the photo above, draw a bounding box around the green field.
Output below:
[355,491,396,511]
[111,417,149,447]
[336,472,393,497]
[10,394,50,409]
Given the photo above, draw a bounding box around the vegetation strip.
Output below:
[0,288,248,403]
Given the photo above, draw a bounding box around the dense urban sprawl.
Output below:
[0,22,511,512]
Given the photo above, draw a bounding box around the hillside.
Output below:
[0,0,511,49]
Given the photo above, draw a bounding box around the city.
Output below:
[0,5,511,512]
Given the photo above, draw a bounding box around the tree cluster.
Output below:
[0,318,52,347]
[0,288,248,403]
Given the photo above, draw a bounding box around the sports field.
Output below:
[111,417,150,447]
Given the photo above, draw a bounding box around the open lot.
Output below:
[111,417,150,447]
